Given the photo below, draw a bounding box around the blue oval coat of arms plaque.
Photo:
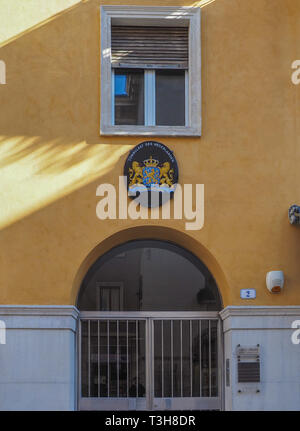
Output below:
[124,141,179,208]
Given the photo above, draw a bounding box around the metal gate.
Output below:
[78,312,222,410]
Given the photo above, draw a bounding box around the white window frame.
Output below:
[112,69,188,127]
[100,6,201,137]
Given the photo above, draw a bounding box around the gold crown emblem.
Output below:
[143,156,159,167]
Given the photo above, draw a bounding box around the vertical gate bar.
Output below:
[88,320,91,397]
[180,319,183,397]
[117,320,119,398]
[150,319,154,409]
[199,320,202,397]
[98,320,100,398]
[190,320,192,397]
[126,320,129,398]
[78,319,82,402]
[145,318,150,410]
[171,320,173,398]
[217,319,223,408]
[209,320,211,397]
[107,320,110,397]
[161,320,164,398]
[150,318,155,410]
[136,320,138,397]
[216,319,220,400]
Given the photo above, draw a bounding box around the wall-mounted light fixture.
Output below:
[266,271,284,293]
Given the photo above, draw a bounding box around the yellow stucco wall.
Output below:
[0,0,299,306]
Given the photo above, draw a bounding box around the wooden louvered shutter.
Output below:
[111,26,188,69]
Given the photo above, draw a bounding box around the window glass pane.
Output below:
[78,240,222,312]
[155,70,185,126]
[110,288,120,311]
[114,69,144,125]
[100,288,110,311]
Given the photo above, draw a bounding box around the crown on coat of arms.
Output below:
[143,156,159,167]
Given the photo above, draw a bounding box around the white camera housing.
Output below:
[266,271,284,293]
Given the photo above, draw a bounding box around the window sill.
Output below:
[100,125,201,137]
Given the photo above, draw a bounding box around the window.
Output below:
[114,68,144,125]
[78,241,222,312]
[100,6,201,136]
[97,282,124,311]
[113,68,186,127]
[111,25,188,127]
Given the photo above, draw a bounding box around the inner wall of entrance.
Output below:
[77,240,223,410]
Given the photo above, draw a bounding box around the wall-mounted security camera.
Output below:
[266,271,284,293]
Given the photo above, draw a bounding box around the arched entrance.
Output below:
[77,240,223,411]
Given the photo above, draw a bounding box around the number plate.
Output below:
[240,289,256,299]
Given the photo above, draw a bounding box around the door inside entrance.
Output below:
[79,312,221,411]
[77,240,223,411]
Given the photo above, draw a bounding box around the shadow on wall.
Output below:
[0,137,129,230]
[0,1,83,48]
[0,0,216,229]
[0,1,215,49]
[0,0,216,139]
[0,135,129,174]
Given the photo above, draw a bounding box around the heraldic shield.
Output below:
[142,165,160,188]
[124,141,179,207]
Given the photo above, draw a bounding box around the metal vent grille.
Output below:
[236,345,260,383]
[238,362,260,383]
